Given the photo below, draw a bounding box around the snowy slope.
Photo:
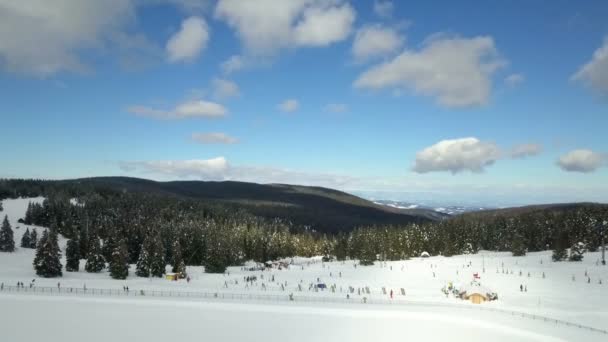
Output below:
[1,198,607,341]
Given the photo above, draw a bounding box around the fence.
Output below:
[1,284,606,336]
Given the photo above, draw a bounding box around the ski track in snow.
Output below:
[1,198,607,341]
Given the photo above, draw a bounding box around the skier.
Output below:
[390,289,393,299]
[520,284,523,292]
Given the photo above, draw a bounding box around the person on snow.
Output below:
[390,289,393,299]
[520,284,523,292]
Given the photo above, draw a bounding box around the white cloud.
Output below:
[505,73,525,87]
[292,4,355,47]
[278,99,300,113]
[557,149,606,173]
[510,143,542,159]
[214,0,355,57]
[572,36,608,96]
[354,35,505,107]
[191,132,239,144]
[412,137,501,174]
[212,78,240,99]
[120,157,358,187]
[128,99,227,119]
[352,24,404,62]
[120,157,229,179]
[220,54,246,74]
[0,0,140,76]
[323,103,348,113]
[373,0,394,18]
[166,16,209,63]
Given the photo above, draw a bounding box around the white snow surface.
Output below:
[1,198,607,341]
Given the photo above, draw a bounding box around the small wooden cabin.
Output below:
[165,273,178,281]
[467,292,487,304]
[459,284,493,304]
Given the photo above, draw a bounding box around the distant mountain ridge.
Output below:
[51,177,443,233]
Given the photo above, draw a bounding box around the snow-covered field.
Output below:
[1,198,607,341]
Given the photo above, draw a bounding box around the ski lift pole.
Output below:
[601,220,606,266]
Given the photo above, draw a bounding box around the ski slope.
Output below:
[1,198,607,341]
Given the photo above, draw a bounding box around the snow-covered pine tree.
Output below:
[109,239,129,280]
[24,202,33,224]
[85,236,106,273]
[510,233,527,256]
[136,233,165,277]
[29,229,38,248]
[552,231,568,261]
[569,242,586,261]
[204,222,231,273]
[33,229,63,277]
[171,238,187,276]
[0,215,15,252]
[102,235,117,262]
[21,228,31,248]
[65,238,80,272]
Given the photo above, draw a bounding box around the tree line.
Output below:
[0,179,606,279]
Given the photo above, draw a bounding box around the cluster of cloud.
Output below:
[166,16,209,63]
[352,24,404,62]
[191,132,238,144]
[412,138,608,175]
[128,99,226,119]
[0,0,216,76]
[412,138,501,174]
[556,149,607,173]
[572,36,608,96]
[215,0,355,58]
[412,138,546,174]
[119,156,358,188]
[354,35,506,107]
[0,0,137,76]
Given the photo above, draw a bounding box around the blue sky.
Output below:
[1,0,608,206]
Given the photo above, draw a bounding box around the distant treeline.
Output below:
[1,179,606,276]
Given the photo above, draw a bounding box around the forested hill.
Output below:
[458,202,608,221]
[0,177,444,233]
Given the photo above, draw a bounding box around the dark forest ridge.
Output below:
[2,177,606,234]
[1,177,445,233]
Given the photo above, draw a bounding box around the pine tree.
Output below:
[65,238,81,272]
[171,239,187,277]
[21,228,31,248]
[569,242,586,261]
[552,231,568,262]
[33,229,63,277]
[109,239,129,280]
[102,235,117,262]
[24,202,33,224]
[85,236,105,273]
[204,223,230,273]
[136,233,165,277]
[510,234,527,256]
[0,215,15,252]
[29,229,38,248]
